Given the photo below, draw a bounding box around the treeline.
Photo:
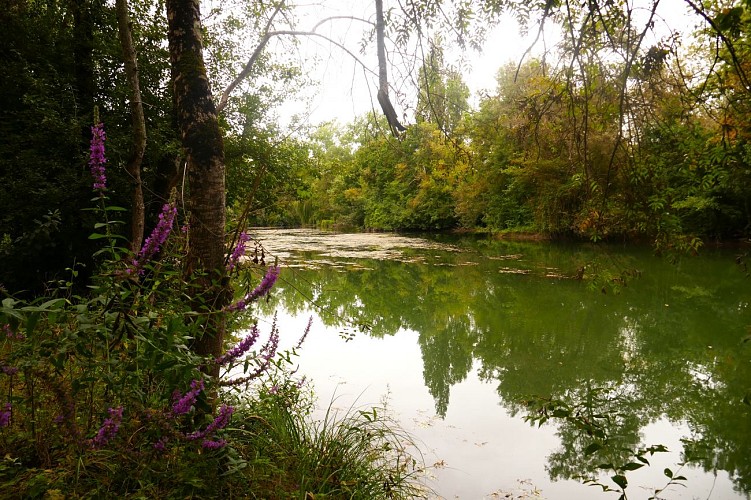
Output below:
[292,51,751,248]
[4,0,751,294]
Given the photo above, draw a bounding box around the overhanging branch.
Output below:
[217,11,378,114]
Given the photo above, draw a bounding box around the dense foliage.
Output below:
[304,44,751,245]
[4,0,751,295]
[0,161,423,499]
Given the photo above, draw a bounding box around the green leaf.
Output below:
[25,312,39,335]
[664,468,673,478]
[584,442,603,455]
[621,462,645,471]
[611,474,628,489]
[39,298,65,310]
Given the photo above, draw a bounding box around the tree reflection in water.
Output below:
[250,230,751,496]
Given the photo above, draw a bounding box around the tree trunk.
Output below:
[71,0,95,133]
[115,0,146,252]
[166,0,229,377]
[375,0,406,136]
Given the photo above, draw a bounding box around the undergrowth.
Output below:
[0,120,424,499]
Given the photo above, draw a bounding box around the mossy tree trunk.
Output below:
[166,0,229,378]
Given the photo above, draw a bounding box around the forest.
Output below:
[2,0,751,293]
[1,0,750,498]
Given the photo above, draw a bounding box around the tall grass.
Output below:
[229,385,428,499]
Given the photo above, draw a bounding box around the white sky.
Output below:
[272,4,552,126]
[262,0,699,128]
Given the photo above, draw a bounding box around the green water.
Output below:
[251,229,751,498]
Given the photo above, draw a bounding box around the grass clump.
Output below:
[227,384,427,499]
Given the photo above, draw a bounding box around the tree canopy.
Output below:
[2,0,751,293]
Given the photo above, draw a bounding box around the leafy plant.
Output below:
[522,389,688,499]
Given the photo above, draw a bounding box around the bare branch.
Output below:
[683,0,751,92]
[515,0,553,82]
[216,1,286,114]
[311,15,375,32]
[217,25,379,115]
[376,0,406,135]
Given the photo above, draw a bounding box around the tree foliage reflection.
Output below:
[256,235,751,493]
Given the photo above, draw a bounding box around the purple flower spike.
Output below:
[216,324,260,366]
[0,403,11,428]
[130,203,178,274]
[153,437,168,452]
[296,316,314,349]
[226,266,280,312]
[227,232,251,272]
[201,438,227,450]
[172,379,204,416]
[186,404,234,441]
[220,314,281,387]
[3,324,24,340]
[89,123,107,191]
[91,406,123,448]
[1,365,19,376]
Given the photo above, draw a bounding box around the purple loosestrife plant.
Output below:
[89,122,107,191]
[1,365,18,376]
[186,404,234,442]
[153,437,168,452]
[220,314,281,387]
[201,438,227,450]
[296,316,314,349]
[91,406,123,448]
[0,403,11,427]
[129,203,178,274]
[227,231,250,272]
[3,324,24,340]
[259,321,280,365]
[172,379,204,416]
[216,324,260,366]
[226,266,280,312]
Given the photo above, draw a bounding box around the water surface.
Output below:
[247,229,751,499]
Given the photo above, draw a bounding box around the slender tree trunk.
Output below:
[115,0,146,252]
[166,0,229,377]
[375,0,406,136]
[71,0,95,130]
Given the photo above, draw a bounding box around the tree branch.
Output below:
[311,15,375,32]
[683,0,751,92]
[216,1,285,114]
[217,9,379,115]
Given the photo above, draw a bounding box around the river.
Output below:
[244,228,751,499]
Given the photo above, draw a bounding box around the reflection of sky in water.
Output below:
[254,309,745,499]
